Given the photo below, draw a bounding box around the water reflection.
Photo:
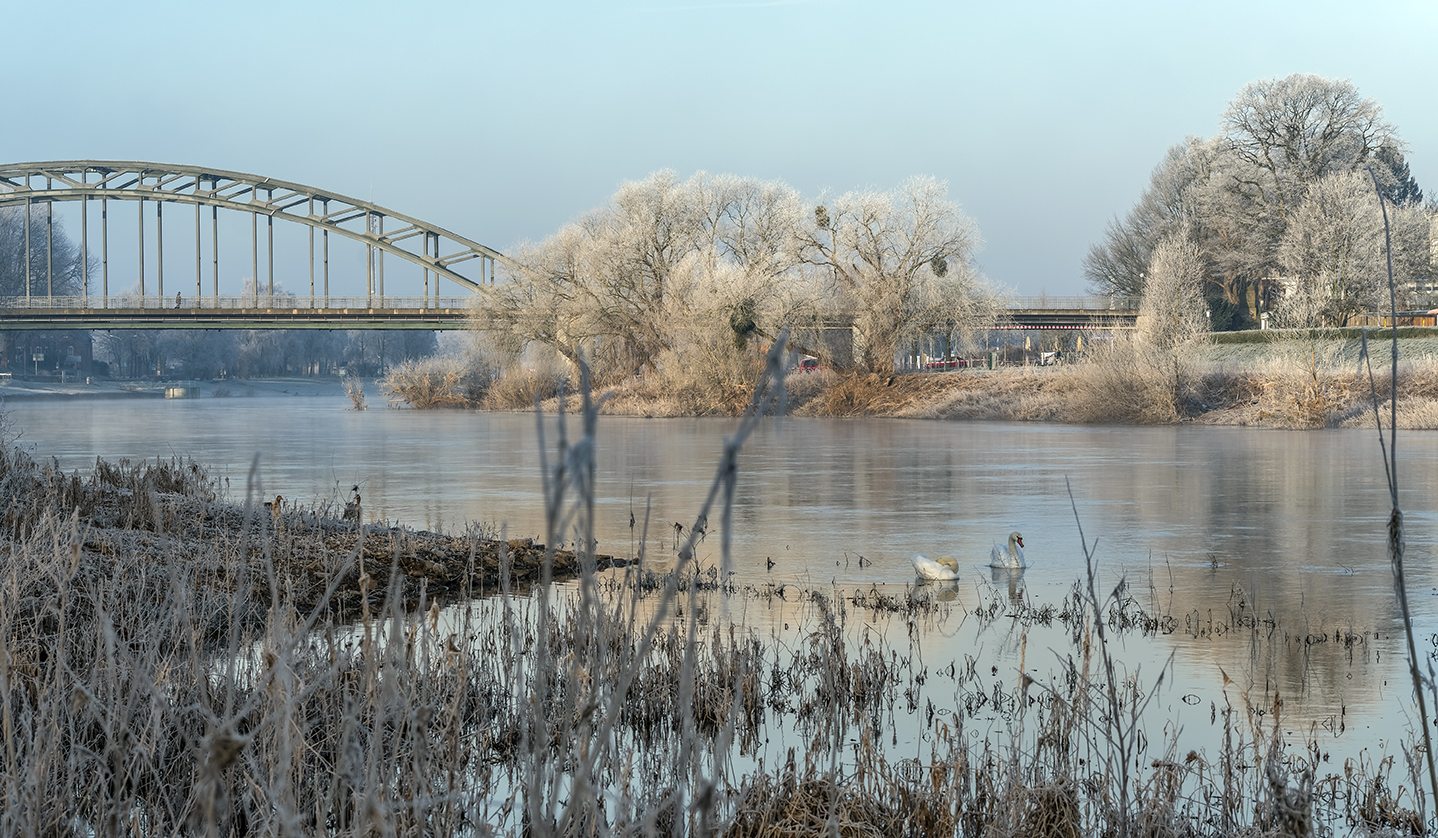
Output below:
[910,579,959,603]
[990,566,1025,604]
[8,395,1438,738]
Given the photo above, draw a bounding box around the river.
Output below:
[8,388,1438,757]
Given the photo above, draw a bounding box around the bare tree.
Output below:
[475,171,705,380]
[1084,138,1216,298]
[1223,74,1393,216]
[1220,74,1395,315]
[795,177,983,373]
[0,205,89,298]
[478,172,997,381]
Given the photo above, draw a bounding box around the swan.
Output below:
[988,531,1026,569]
[911,553,961,581]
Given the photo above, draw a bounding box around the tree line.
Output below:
[473,172,1006,382]
[1088,73,1436,332]
[95,328,436,379]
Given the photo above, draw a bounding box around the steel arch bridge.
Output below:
[0,160,518,329]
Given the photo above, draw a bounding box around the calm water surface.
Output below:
[11,391,1438,752]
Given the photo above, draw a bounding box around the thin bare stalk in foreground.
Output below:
[1364,163,1438,819]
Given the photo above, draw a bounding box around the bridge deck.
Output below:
[0,296,472,330]
[0,307,470,330]
[0,295,1139,331]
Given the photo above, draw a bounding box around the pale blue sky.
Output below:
[6,0,1435,295]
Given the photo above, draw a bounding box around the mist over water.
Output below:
[11,393,1438,749]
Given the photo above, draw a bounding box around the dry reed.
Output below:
[0,348,1431,835]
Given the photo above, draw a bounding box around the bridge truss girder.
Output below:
[0,160,517,297]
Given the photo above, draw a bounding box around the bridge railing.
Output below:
[0,295,478,311]
[1008,295,1140,311]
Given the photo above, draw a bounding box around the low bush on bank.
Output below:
[1066,338,1198,424]
[481,362,569,410]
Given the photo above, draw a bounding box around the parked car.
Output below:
[796,358,821,373]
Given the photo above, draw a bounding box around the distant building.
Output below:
[0,330,94,377]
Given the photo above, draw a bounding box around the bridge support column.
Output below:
[101,198,108,308]
[46,197,53,301]
[251,211,258,305]
[308,197,315,308]
[156,200,164,300]
[138,197,145,301]
[81,194,88,304]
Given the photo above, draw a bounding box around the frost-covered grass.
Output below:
[1,457,1428,834]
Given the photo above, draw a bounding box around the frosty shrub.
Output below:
[1137,233,1208,349]
[1070,336,1197,424]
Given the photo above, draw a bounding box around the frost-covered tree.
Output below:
[1084,138,1215,299]
[1223,74,1392,214]
[795,177,984,373]
[1388,202,1436,304]
[477,171,705,378]
[1219,74,1395,315]
[479,171,997,380]
[1137,233,1208,349]
[477,171,813,380]
[1088,74,1416,328]
[479,171,699,377]
[1273,171,1386,327]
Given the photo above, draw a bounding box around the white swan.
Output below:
[911,553,960,581]
[988,531,1026,569]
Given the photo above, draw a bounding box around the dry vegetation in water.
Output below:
[3,343,1434,836]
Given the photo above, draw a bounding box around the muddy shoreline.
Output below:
[2,444,629,626]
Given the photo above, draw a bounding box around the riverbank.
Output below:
[0,374,352,400]
[0,439,625,625]
[583,333,1438,429]
[17,332,1438,430]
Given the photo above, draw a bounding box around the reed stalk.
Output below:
[1364,164,1438,823]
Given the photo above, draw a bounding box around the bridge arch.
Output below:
[0,160,517,300]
